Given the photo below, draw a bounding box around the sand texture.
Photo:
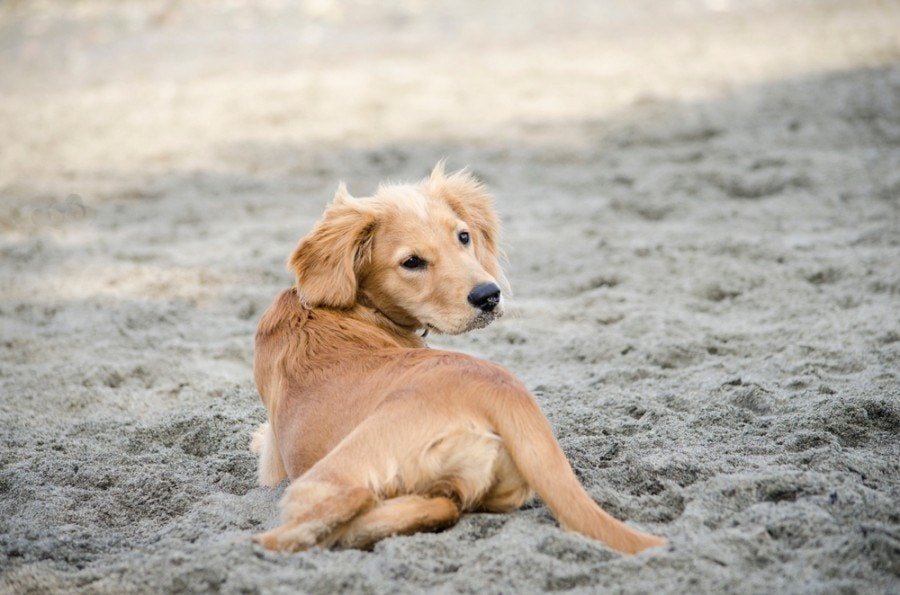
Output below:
[1,0,899,592]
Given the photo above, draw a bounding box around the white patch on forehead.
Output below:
[388,187,429,221]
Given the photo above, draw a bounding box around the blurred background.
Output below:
[3,0,896,203]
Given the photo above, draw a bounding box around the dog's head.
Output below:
[288,163,506,335]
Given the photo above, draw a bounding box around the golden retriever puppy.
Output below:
[251,164,665,554]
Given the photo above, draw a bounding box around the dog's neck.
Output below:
[345,303,428,349]
[350,293,427,347]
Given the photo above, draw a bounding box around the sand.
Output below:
[1,0,898,592]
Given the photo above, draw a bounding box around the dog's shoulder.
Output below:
[257,288,306,339]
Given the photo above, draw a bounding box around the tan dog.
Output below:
[251,164,665,554]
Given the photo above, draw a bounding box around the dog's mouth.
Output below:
[427,307,503,336]
[468,309,503,331]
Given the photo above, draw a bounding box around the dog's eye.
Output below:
[401,256,427,270]
[458,231,470,246]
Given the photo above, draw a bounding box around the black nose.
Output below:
[468,282,501,312]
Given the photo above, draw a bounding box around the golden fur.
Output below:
[251,164,666,554]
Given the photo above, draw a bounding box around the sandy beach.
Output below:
[1,0,898,592]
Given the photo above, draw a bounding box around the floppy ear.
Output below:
[288,184,376,309]
[427,163,507,289]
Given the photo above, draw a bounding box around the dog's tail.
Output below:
[480,379,666,555]
[251,422,288,487]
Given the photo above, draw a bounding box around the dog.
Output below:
[250,164,666,554]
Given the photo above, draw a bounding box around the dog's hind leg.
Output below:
[253,478,375,552]
[254,400,460,552]
[330,495,460,550]
[250,422,287,487]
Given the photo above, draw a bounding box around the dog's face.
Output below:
[288,164,506,335]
